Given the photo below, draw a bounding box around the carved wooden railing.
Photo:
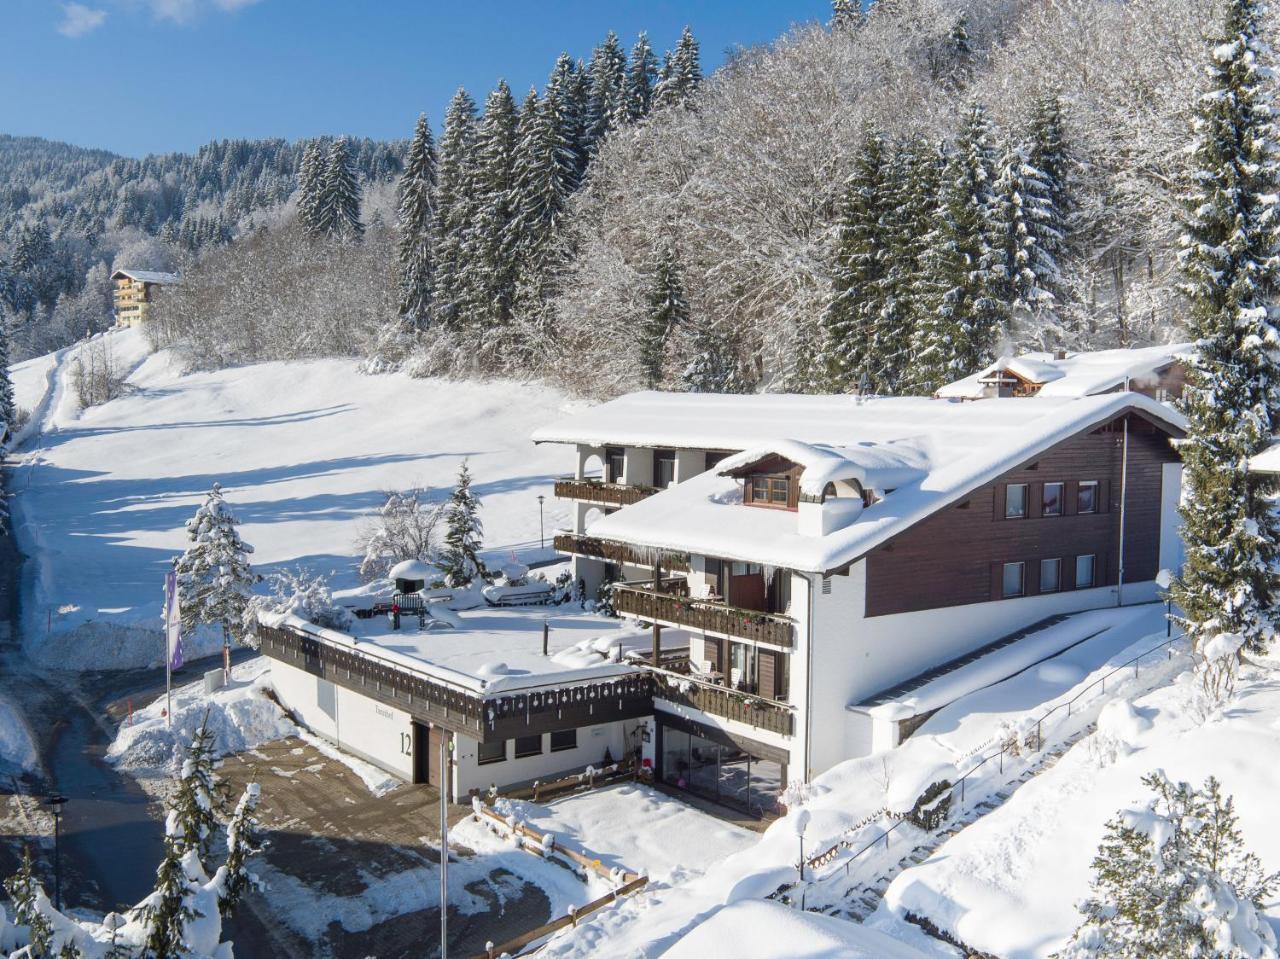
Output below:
[612,584,794,649]
[649,669,795,737]
[553,478,657,507]
[554,532,690,573]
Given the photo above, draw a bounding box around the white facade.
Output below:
[452,720,640,797]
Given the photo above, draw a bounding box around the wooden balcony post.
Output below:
[651,555,662,666]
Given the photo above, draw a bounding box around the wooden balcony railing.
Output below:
[553,532,690,573]
[553,477,657,507]
[650,669,795,737]
[613,583,794,649]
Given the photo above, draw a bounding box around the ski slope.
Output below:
[9,328,587,669]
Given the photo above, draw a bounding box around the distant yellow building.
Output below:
[112,269,180,328]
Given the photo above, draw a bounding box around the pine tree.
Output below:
[170,718,222,867]
[314,137,364,240]
[1173,0,1280,656]
[586,32,628,151]
[4,846,53,957]
[944,14,975,88]
[137,835,201,959]
[296,140,326,237]
[640,240,689,389]
[826,128,894,393]
[173,483,257,644]
[0,318,16,442]
[472,82,521,332]
[217,781,263,919]
[653,27,702,110]
[396,114,438,327]
[991,142,1062,330]
[624,33,659,122]
[909,105,1002,393]
[1026,94,1073,249]
[433,88,480,330]
[440,461,485,587]
[682,321,742,393]
[1055,773,1276,959]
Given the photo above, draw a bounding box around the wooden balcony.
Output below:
[553,477,657,508]
[650,668,795,737]
[553,532,690,573]
[613,582,794,649]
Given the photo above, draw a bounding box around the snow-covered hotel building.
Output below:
[259,347,1187,818]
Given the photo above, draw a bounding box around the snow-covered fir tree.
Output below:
[440,461,485,587]
[432,88,480,330]
[215,782,263,920]
[624,33,659,122]
[682,320,742,393]
[826,127,894,393]
[586,32,628,151]
[169,720,222,867]
[991,141,1062,335]
[944,14,975,88]
[396,114,438,327]
[1055,772,1277,959]
[909,104,1002,393]
[136,832,202,959]
[0,319,16,444]
[472,81,522,333]
[4,847,53,957]
[295,140,327,238]
[1172,0,1280,656]
[173,483,256,644]
[1026,94,1073,252]
[313,137,364,240]
[653,27,701,110]
[640,240,688,388]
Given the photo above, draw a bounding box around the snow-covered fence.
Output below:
[802,632,1187,875]
[488,758,637,804]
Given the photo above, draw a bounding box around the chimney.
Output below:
[1054,349,1068,361]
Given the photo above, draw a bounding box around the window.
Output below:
[605,447,625,484]
[1042,482,1065,517]
[550,729,577,752]
[1005,483,1028,519]
[1040,558,1061,593]
[478,739,506,765]
[654,449,677,488]
[748,474,792,508]
[1077,480,1099,514]
[1076,554,1096,589]
[1002,562,1025,598]
[514,734,542,758]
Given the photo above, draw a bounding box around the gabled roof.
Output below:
[717,439,931,497]
[112,269,181,285]
[585,393,1185,574]
[937,344,1190,400]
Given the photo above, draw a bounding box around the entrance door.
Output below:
[412,721,431,785]
[425,725,452,801]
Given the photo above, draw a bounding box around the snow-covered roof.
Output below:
[388,558,434,581]
[585,393,1185,574]
[717,439,931,496]
[1249,440,1280,474]
[268,608,690,694]
[112,268,181,285]
[936,344,1190,400]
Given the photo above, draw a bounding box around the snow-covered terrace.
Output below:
[263,607,688,696]
[584,393,1185,574]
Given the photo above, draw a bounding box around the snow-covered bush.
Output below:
[354,486,443,582]
[1055,771,1278,959]
[245,567,352,635]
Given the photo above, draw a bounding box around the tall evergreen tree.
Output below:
[640,240,688,388]
[472,82,522,330]
[1173,0,1280,656]
[944,14,975,88]
[173,483,257,645]
[296,140,326,237]
[440,461,485,587]
[4,846,53,957]
[653,27,702,110]
[682,320,742,393]
[991,142,1062,329]
[170,720,222,867]
[909,104,1002,393]
[314,137,364,240]
[217,781,263,920]
[1026,94,1073,246]
[0,319,16,442]
[434,88,480,330]
[396,114,438,326]
[826,128,894,393]
[138,834,201,959]
[586,32,628,151]
[624,33,659,122]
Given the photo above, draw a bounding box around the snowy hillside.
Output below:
[9,328,585,669]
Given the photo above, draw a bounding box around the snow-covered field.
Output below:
[9,328,585,669]
[870,662,1280,958]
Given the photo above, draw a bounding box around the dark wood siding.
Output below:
[865,414,1179,617]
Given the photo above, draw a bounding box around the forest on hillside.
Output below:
[2,0,1237,396]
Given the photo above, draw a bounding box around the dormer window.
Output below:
[746,473,795,510]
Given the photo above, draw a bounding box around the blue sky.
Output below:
[1,0,825,158]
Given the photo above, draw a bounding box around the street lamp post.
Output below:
[1155,569,1174,638]
[537,495,546,551]
[792,807,811,908]
[44,795,68,911]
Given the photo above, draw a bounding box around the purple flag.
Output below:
[164,570,183,671]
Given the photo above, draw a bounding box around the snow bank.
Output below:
[662,899,929,959]
[873,666,1280,958]
[0,695,39,774]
